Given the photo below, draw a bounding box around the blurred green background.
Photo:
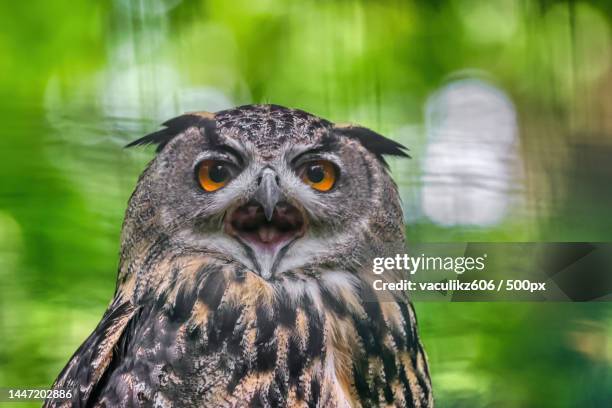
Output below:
[1,0,612,406]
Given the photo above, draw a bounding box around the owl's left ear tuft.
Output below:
[333,124,410,168]
[126,112,216,153]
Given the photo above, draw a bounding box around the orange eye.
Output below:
[198,160,232,192]
[301,160,336,191]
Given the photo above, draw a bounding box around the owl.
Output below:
[45,105,432,407]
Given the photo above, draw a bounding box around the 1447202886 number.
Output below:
[3,388,72,401]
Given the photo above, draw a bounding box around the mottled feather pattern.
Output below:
[47,254,431,407]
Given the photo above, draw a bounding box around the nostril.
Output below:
[256,176,263,185]
[275,175,280,185]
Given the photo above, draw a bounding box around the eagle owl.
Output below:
[46,105,433,407]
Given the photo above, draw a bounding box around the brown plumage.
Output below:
[46,104,432,407]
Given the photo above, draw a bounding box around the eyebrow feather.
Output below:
[211,144,244,165]
[290,135,340,165]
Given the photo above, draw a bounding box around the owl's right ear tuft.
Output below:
[125,112,216,153]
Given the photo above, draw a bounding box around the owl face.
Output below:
[125,105,408,279]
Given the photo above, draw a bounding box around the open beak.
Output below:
[224,169,306,277]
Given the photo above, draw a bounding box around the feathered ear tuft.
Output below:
[125,112,216,153]
[333,124,410,167]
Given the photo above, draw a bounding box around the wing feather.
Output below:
[44,297,136,408]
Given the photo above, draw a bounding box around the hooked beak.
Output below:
[254,168,281,221]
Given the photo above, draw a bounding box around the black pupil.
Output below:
[307,164,325,183]
[209,164,228,183]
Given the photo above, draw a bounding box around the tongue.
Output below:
[258,225,280,243]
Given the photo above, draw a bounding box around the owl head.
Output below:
[122,105,408,280]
